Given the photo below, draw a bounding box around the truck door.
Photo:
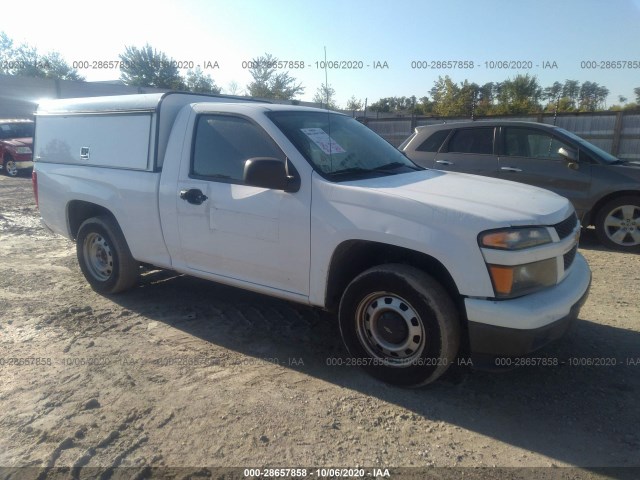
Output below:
[173,113,311,296]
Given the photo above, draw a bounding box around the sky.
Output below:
[2,0,640,107]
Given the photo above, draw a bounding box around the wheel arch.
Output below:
[67,200,118,240]
[324,240,462,315]
[584,190,640,226]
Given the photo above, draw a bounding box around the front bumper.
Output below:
[465,253,591,356]
[14,160,34,170]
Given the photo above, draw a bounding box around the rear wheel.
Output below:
[595,196,640,252]
[76,216,139,294]
[3,155,18,177]
[338,264,460,387]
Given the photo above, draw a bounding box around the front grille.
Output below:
[553,213,578,240]
[564,244,578,271]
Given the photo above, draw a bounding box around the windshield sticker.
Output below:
[301,128,346,155]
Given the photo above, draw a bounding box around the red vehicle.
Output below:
[0,119,34,177]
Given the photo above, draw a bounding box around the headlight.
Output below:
[480,227,552,250]
[480,227,557,298]
[487,258,557,298]
[15,147,32,154]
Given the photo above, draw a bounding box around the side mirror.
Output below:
[558,147,578,163]
[243,157,300,192]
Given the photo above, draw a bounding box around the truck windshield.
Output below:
[267,111,420,180]
[0,122,34,139]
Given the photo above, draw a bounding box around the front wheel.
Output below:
[3,156,18,177]
[338,264,460,387]
[76,216,139,294]
[594,196,640,253]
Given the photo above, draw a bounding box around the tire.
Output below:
[338,264,460,387]
[76,215,139,294]
[594,196,640,253]
[3,155,18,177]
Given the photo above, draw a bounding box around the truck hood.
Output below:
[2,138,33,148]
[339,169,574,227]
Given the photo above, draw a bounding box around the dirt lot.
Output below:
[0,174,639,478]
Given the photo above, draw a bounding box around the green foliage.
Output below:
[493,74,542,114]
[246,53,304,100]
[0,31,84,80]
[346,96,363,111]
[119,45,224,93]
[226,81,242,96]
[428,76,479,116]
[185,67,221,94]
[0,32,14,74]
[119,44,186,89]
[369,96,419,114]
[634,87,640,104]
[578,81,609,111]
[413,96,433,115]
[370,76,619,118]
[313,83,338,109]
[610,102,639,111]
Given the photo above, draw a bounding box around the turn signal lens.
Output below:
[488,265,515,296]
[487,258,557,298]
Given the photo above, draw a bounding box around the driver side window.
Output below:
[191,114,285,183]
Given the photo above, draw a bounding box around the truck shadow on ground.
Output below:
[110,268,639,472]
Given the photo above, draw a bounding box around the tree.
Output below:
[119,44,185,89]
[0,31,83,80]
[313,83,338,109]
[226,80,242,96]
[368,96,419,114]
[246,53,304,100]
[578,81,609,111]
[38,52,84,81]
[185,67,220,94]
[413,96,433,115]
[543,81,563,103]
[562,80,581,110]
[429,76,477,116]
[0,32,14,74]
[494,74,541,114]
[346,96,363,111]
[634,87,640,104]
[472,82,496,115]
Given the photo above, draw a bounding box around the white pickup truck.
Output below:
[33,92,591,386]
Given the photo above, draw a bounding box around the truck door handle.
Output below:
[500,167,523,172]
[180,189,208,205]
[435,160,453,166]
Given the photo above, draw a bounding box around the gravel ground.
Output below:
[0,174,639,479]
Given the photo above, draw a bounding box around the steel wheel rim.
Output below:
[604,204,640,246]
[83,232,113,281]
[355,292,426,367]
[5,160,17,176]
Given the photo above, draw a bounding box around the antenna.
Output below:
[324,46,330,108]
[471,90,477,121]
[552,95,560,126]
[324,46,333,169]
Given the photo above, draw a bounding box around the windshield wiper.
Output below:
[329,166,372,176]
[330,162,421,177]
[371,162,421,172]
